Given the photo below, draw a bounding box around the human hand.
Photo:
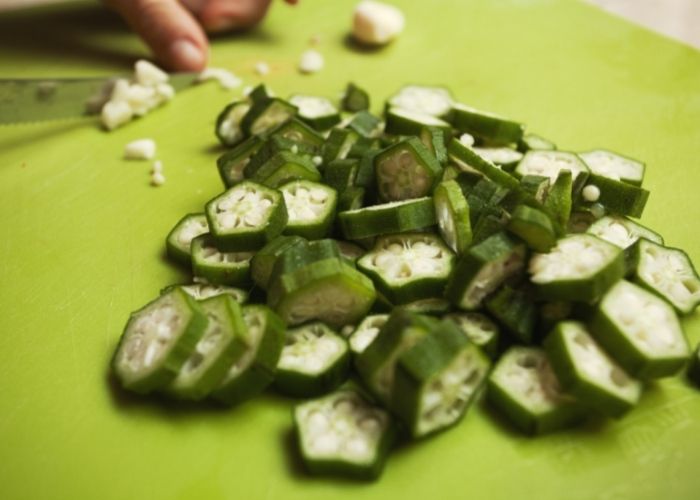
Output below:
[106,0,299,72]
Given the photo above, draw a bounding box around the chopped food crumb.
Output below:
[582,184,601,202]
[352,1,405,46]
[197,67,243,90]
[254,62,270,76]
[124,139,157,161]
[298,50,325,74]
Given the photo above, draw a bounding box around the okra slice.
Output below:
[243,135,314,178]
[629,238,700,314]
[215,101,251,147]
[289,94,341,131]
[387,84,454,119]
[375,137,442,202]
[168,283,248,303]
[473,147,523,171]
[205,180,288,251]
[248,83,275,103]
[293,389,396,480]
[269,239,342,279]
[433,180,472,254]
[341,82,370,112]
[587,215,663,250]
[348,111,383,138]
[249,151,321,188]
[543,169,573,234]
[392,319,491,437]
[517,134,556,153]
[543,321,642,418]
[349,314,389,355]
[357,233,455,305]
[590,280,690,378]
[281,180,337,240]
[487,347,583,434]
[191,234,254,287]
[322,128,361,164]
[212,305,286,405]
[250,235,306,290]
[168,295,249,400]
[165,213,209,267]
[688,344,700,387]
[217,136,263,187]
[449,103,524,145]
[507,204,557,253]
[323,158,358,193]
[275,322,350,397]
[338,197,436,240]
[484,286,536,344]
[336,240,365,263]
[515,151,590,194]
[384,107,451,137]
[268,258,376,328]
[579,149,645,186]
[444,312,499,358]
[447,139,520,191]
[419,126,448,166]
[241,97,297,136]
[401,297,452,315]
[270,120,325,152]
[529,234,625,302]
[519,175,550,203]
[577,175,650,219]
[445,232,526,310]
[337,186,366,212]
[112,287,208,393]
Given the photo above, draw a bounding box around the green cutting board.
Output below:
[1,1,699,499]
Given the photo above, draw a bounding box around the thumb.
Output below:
[107,0,209,71]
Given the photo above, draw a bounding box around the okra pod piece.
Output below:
[543,321,642,418]
[445,232,526,310]
[384,107,451,137]
[213,305,286,405]
[472,147,523,172]
[519,175,550,203]
[543,169,572,234]
[433,180,472,255]
[348,314,389,355]
[112,287,208,393]
[338,197,436,240]
[447,139,520,191]
[249,151,321,188]
[217,136,263,187]
[517,134,556,153]
[577,174,649,218]
[289,94,341,131]
[165,283,248,304]
[241,97,297,136]
[444,312,499,358]
[337,186,366,212]
[401,297,452,315]
[579,149,645,186]
[167,295,250,400]
[348,110,383,138]
[375,137,442,202]
[358,233,455,305]
[387,84,454,119]
[322,128,361,164]
[688,344,700,387]
[190,234,254,287]
[215,101,251,147]
[515,151,590,195]
[449,103,524,145]
[506,204,557,253]
[529,234,625,303]
[341,83,370,112]
[275,322,350,397]
[484,286,536,344]
[270,118,325,150]
[205,180,288,252]
[336,240,365,263]
[487,347,584,434]
[392,319,490,438]
[587,215,663,250]
[589,280,690,379]
[323,158,358,193]
[419,126,448,166]
[629,238,700,314]
[244,135,316,179]
[165,213,209,267]
[293,389,396,480]
[281,180,337,240]
[248,83,275,103]
[250,235,306,290]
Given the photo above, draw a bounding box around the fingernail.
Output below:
[170,39,205,71]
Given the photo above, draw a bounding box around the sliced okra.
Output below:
[212,304,286,405]
[167,295,249,400]
[629,238,700,314]
[517,134,556,153]
[590,280,690,378]
[357,233,455,305]
[433,180,472,255]
[269,239,342,278]
[243,135,314,178]
[447,139,520,191]
[419,126,448,166]
[336,240,365,263]
[579,149,645,186]
[587,215,663,250]
[375,137,442,202]
[401,297,452,315]
[341,83,370,112]
[528,234,625,302]
[537,300,573,336]
[484,286,536,344]
[165,213,209,267]
[449,103,524,145]
[384,107,451,137]
[249,151,321,188]
[506,204,557,253]
[250,235,306,290]
[166,283,248,304]
[348,314,389,355]
[322,128,361,164]
[289,94,341,131]
[323,158,358,193]
[354,149,379,189]
[471,212,510,245]
[293,389,396,480]
[347,136,381,159]
[348,110,383,138]
[577,174,649,218]
[392,319,491,437]
[387,84,454,119]
[445,232,526,310]
[543,169,573,234]
[473,147,523,171]
[267,258,376,328]
[275,322,350,397]
[338,197,436,240]
[281,180,337,240]
[337,186,366,212]
[205,181,288,251]
[112,287,208,393]
[543,321,642,418]
[191,234,254,287]
[519,175,550,203]
[247,83,275,103]
[515,151,590,194]
[270,118,325,150]
[688,344,700,387]
[444,312,499,358]
[241,97,297,136]
[487,347,584,434]
[568,210,597,234]
[217,136,263,187]
[215,101,251,147]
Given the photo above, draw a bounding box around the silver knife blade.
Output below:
[0,73,198,125]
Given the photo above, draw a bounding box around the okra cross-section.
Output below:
[374,137,442,202]
[486,347,583,434]
[289,94,341,131]
[515,151,590,194]
[250,235,306,290]
[528,234,625,302]
[166,283,249,304]
[165,213,209,267]
[543,321,642,418]
[168,295,250,400]
[112,287,208,394]
[590,280,690,379]
[205,180,288,252]
[348,314,389,355]
[392,319,491,438]
[357,233,455,305]
[579,149,645,186]
[280,180,337,240]
[587,215,663,250]
[293,389,396,480]
[387,84,454,118]
[444,312,499,358]
[449,103,524,145]
[215,101,251,147]
[274,322,350,397]
[241,97,297,136]
[338,197,436,240]
[433,180,472,254]
[191,234,254,287]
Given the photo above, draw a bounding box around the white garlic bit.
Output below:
[124,138,157,160]
[353,1,405,46]
[197,67,242,90]
[298,49,325,74]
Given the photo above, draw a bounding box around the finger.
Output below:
[198,0,274,33]
[107,0,209,71]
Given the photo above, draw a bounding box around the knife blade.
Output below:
[0,73,198,125]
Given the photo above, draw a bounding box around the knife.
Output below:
[0,73,198,125]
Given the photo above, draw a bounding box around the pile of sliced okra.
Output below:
[112,82,700,480]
